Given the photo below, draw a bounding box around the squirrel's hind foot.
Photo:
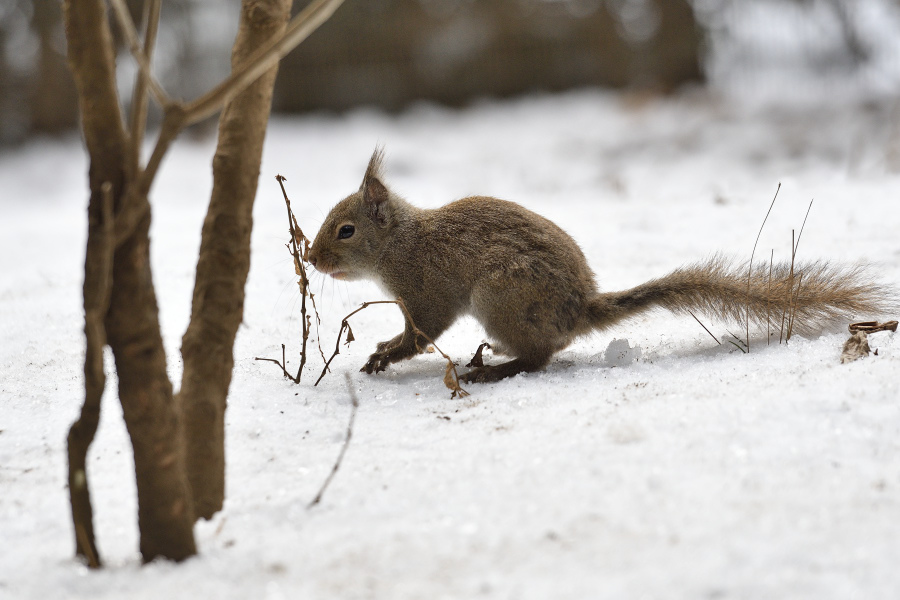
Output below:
[460,356,548,383]
[362,333,420,374]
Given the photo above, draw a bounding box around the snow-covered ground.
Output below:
[2,88,899,599]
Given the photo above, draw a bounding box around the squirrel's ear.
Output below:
[362,175,389,224]
[361,146,388,224]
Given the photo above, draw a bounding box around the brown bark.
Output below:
[67,183,114,569]
[179,0,293,520]
[63,0,128,568]
[104,206,197,562]
[65,0,343,563]
[64,0,196,563]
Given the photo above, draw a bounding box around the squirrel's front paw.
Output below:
[361,350,391,374]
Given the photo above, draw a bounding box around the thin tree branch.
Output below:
[182,0,347,126]
[114,105,187,248]
[106,0,170,108]
[128,0,162,178]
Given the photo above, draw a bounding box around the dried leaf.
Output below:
[443,362,457,393]
[840,331,870,364]
[345,324,355,345]
[443,361,470,399]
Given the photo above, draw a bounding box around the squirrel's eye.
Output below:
[338,225,355,240]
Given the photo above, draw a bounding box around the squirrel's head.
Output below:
[309,147,395,281]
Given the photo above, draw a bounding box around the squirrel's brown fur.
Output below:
[308,148,893,383]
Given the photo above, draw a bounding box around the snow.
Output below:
[1,88,899,599]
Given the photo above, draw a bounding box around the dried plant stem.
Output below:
[315,299,470,398]
[280,175,311,381]
[308,374,359,508]
[255,343,294,380]
[793,200,815,261]
[747,183,780,352]
[688,310,721,345]
[783,200,814,343]
[254,175,321,383]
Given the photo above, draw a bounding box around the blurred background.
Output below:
[1,0,899,147]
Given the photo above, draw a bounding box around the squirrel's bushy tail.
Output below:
[587,255,894,334]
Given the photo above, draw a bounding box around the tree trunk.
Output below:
[105,207,198,562]
[179,0,293,520]
[63,0,196,563]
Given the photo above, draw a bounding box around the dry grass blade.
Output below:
[688,310,721,345]
[783,200,814,343]
[747,183,780,352]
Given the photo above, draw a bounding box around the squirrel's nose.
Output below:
[309,256,317,267]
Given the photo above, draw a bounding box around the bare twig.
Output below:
[688,310,721,345]
[106,0,169,107]
[747,183,780,352]
[128,0,162,178]
[254,344,297,382]
[183,0,347,126]
[315,299,469,398]
[308,374,359,508]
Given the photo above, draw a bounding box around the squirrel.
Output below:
[308,148,893,383]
